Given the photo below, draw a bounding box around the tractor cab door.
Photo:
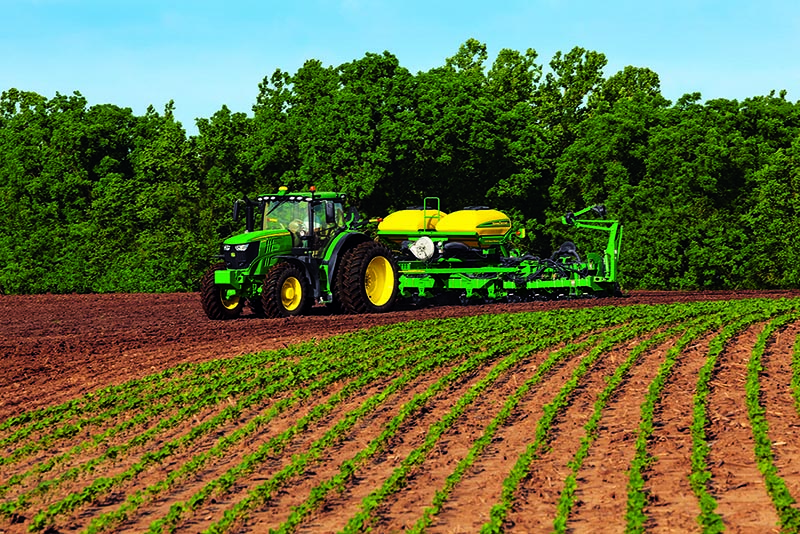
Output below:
[309,200,345,255]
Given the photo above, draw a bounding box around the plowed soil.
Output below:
[2,289,800,532]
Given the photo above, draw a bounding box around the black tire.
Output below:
[325,263,345,314]
[200,263,244,320]
[338,241,399,314]
[262,263,312,318]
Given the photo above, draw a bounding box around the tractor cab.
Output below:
[256,188,347,254]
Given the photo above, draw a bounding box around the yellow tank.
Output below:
[378,207,511,248]
[378,209,447,235]
[435,208,511,247]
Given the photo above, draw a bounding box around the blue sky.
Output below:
[4,0,799,135]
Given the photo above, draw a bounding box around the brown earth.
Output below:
[1,289,799,532]
[2,289,796,421]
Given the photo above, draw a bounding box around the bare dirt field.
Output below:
[1,289,799,532]
[2,289,795,421]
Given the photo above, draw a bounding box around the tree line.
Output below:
[1,39,798,294]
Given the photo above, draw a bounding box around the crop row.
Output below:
[2,297,800,532]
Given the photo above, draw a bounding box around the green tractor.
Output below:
[200,187,399,319]
[201,188,622,319]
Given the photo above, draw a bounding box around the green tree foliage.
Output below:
[1,41,799,293]
[742,132,800,287]
[0,91,199,292]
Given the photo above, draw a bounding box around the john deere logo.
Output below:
[478,219,511,228]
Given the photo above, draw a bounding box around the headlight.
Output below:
[223,244,231,251]
[234,244,250,252]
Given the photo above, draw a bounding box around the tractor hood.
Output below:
[223,228,290,246]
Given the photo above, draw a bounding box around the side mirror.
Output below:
[232,200,240,222]
[325,201,336,224]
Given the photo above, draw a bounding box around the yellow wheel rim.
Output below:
[220,290,241,310]
[365,256,394,306]
[281,277,303,311]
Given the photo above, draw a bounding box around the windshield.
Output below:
[263,200,310,233]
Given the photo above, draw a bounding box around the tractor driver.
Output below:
[276,201,308,247]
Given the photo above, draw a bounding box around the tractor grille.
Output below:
[221,243,260,270]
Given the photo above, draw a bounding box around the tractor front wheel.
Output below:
[338,241,399,314]
[262,263,312,318]
[200,263,244,320]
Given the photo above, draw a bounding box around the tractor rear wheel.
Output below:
[262,262,312,318]
[200,263,244,320]
[338,241,399,314]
